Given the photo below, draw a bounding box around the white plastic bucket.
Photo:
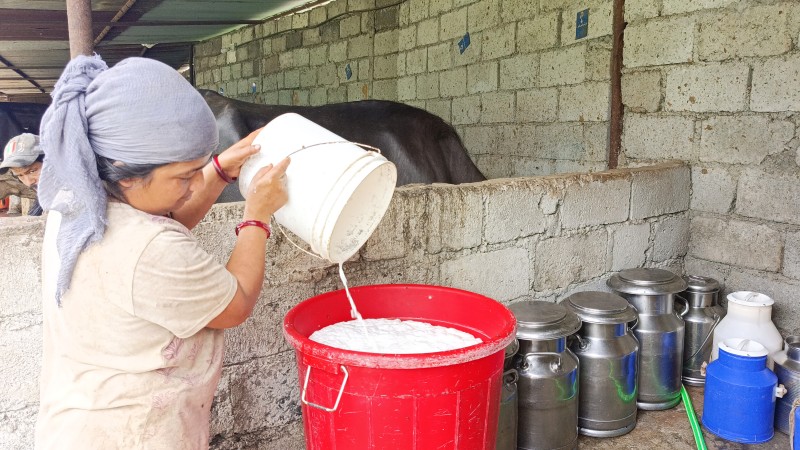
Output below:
[239,113,397,263]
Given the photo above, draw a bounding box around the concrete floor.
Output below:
[578,386,790,449]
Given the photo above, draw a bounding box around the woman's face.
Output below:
[120,154,209,216]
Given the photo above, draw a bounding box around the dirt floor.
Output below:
[578,386,790,449]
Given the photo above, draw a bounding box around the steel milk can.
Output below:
[509,301,581,450]
[676,275,725,386]
[774,335,800,435]
[607,268,687,410]
[563,291,639,437]
[495,339,519,450]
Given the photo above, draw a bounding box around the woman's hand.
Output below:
[215,128,264,179]
[243,157,290,223]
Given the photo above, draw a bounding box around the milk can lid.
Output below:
[682,275,720,293]
[726,291,774,307]
[607,268,688,295]
[563,291,637,324]
[509,301,581,340]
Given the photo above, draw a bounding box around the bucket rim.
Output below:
[283,283,517,369]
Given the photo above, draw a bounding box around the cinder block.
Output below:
[293,48,310,67]
[481,23,515,60]
[440,247,531,301]
[467,0,500,32]
[751,54,800,112]
[499,54,538,90]
[276,15,293,33]
[662,0,736,15]
[584,122,609,161]
[372,79,398,100]
[417,72,440,99]
[415,18,438,46]
[430,0,453,16]
[309,6,327,27]
[304,28,321,46]
[374,29,399,55]
[406,48,428,74]
[699,115,793,165]
[299,67,317,87]
[440,8,467,40]
[630,163,690,220]
[440,67,467,97]
[611,223,651,271]
[782,231,800,279]
[340,14,362,37]
[363,197,406,260]
[540,45,586,87]
[484,186,548,243]
[428,42,453,72]
[283,69,300,88]
[690,215,782,272]
[535,231,608,290]
[480,91,514,123]
[534,123,584,160]
[409,0,430,23]
[348,34,372,58]
[374,54,398,79]
[397,75,417,100]
[453,29,483,67]
[292,12,309,29]
[586,38,612,81]
[329,41,348,62]
[561,175,631,229]
[309,87,328,105]
[467,61,499,94]
[347,81,369,100]
[517,12,559,53]
[665,63,749,112]
[624,16,694,68]
[698,5,791,61]
[227,352,300,432]
[399,26,417,51]
[560,0,613,43]
[309,45,328,66]
[684,256,730,288]
[396,51,407,76]
[554,160,607,174]
[501,0,538,21]
[725,270,800,334]
[690,165,737,214]
[349,0,376,12]
[623,114,695,161]
[317,63,337,85]
[624,0,659,21]
[622,70,661,113]
[425,98,452,122]
[426,185,483,253]
[736,168,800,226]
[517,88,558,122]
[652,214,689,262]
[558,82,611,122]
[452,94,482,124]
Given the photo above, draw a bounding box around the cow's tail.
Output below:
[439,126,486,184]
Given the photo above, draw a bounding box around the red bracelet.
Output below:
[212,155,237,184]
[235,220,271,237]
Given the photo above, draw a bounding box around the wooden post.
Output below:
[66,0,94,58]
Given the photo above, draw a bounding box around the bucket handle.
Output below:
[682,312,721,365]
[268,140,384,261]
[301,365,349,412]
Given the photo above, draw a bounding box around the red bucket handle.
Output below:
[301,365,349,412]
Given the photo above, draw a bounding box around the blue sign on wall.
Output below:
[345,63,353,80]
[458,32,471,54]
[576,9,589,40]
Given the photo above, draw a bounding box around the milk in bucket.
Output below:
[239,113,397,263]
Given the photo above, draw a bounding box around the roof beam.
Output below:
[0,55,45,93]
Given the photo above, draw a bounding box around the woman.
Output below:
[35,55,289,448]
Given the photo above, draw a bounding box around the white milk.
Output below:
[310,318,483,354]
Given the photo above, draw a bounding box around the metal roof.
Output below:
[0,0,313,102]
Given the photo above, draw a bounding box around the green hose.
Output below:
[681,384,708,450]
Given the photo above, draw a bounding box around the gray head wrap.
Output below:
[38,54,219,303]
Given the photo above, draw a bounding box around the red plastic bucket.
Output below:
[283,284,517,449]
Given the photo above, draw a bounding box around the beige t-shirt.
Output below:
[36,203,237,450]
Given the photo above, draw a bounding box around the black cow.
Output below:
[201,90,485,202]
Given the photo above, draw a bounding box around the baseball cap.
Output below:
[0,133,43,174]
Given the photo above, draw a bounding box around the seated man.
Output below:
[1,133,44,216]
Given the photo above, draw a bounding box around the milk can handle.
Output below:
[523,352,562,372]
[502,368,519,386]
[674,294,690,317]
[683,313,722,365]
[301,365,349,412]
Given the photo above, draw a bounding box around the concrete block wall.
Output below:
[193,0,615,179]
[620,1,800,335]
[0,162,688,448]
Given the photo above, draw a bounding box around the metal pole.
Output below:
[66,0,94,58]
[608,0,625,169]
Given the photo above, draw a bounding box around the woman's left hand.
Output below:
[215,128,264,179]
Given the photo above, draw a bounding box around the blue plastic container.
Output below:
[702,338,779,444]
[794,406,799,449]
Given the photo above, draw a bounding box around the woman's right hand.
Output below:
[243,157,290,223]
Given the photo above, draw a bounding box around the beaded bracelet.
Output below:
[212,155,237,184]
[235,220,271,237]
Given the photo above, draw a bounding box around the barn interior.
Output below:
[1,0,799,449]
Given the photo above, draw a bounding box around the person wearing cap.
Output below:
[0,133,44,216]
[34,55,290,449]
